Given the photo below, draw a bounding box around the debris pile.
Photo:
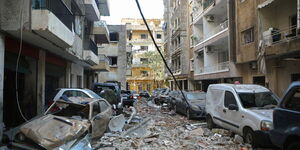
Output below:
[93,99,253,150]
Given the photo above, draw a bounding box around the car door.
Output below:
[221,91,241,133]
[91,100,112,138]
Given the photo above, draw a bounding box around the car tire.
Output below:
[206,114,215,129]
[186,109,191,120]
[287,141,300,150]
[243,128,257,147]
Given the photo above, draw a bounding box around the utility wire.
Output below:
[134,0,190,108]
[16,0,29,122]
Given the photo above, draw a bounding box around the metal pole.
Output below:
[297,0,300,34]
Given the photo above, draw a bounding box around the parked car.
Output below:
[166,90,181,110]
[121,90,135,106]
[268,82,300,150]
[92,83,122,107]
[131,90,139,99]
[156,88,171,105]
[52,88,101,101]
[14,98,112,149]
[206,84,279,146]
[139,90,150,98]
[174,91,206,119]
[153,88,168,104]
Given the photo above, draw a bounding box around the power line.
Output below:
[134,0,190,108]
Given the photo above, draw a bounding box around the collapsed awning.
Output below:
[258,0,275,9]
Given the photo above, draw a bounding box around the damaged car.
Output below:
[12,98,112,150]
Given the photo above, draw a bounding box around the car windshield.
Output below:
[86,90,101,99]
[186,92,206,100]
[238,92,278,109]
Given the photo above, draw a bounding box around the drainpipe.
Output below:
[297,0,300,34]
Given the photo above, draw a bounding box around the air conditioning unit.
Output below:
[206,15,214,22]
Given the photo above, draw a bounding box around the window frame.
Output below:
[241,27,254,44]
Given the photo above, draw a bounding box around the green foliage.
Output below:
[142,51,165,80]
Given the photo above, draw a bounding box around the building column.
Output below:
[65,62,71,88]
[37,50,45,115]
[0,33,5,142]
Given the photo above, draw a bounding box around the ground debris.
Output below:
[92,98,257,150]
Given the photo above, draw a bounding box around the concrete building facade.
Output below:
[163,0,192,91]
[97,25,127,90]
[123,18,165,92]
[236,0,300,97]
[0,0,110,140]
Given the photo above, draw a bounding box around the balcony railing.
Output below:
[89,39,98,55]
[199,61,229,74]
[204,20,228,40]
[262,25,300,47]
[99,54,109,61]
[32,0,73,31]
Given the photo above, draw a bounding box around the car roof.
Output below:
[56,88,91,91]
[209,84,270,93]
[94,83,117,86]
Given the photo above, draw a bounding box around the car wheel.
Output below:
[243,128,257,147]
[186,109,191,120]
[287,141,300,150]
[206,114,215,129]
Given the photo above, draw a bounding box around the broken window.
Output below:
[47,102,90,119]
[110,32,119,41]
[242,28,254,44]
[108,56,118,66]
[141,71,149,77]
[99,101,109,112]
[92,102,101,118]
[140,58,149,64]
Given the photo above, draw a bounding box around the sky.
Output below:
[102,0,164,25]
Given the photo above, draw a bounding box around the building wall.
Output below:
[98,25,127,90]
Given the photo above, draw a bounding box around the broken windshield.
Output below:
[46,101,90,119]
[238,92,278,109]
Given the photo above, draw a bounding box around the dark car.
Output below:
[174,91,206,119]
[167,91,180,110]
[92,83,121,105]
[269,82,300,150]
[121,90,135,106]
[139,90,150,98]
[153,88,168,104]
[156,88,171,105]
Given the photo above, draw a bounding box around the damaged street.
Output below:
[93,99,252,150]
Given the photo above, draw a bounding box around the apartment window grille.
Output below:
[141,34,148,39]
[108,56,118,67]
[242,28,254,44]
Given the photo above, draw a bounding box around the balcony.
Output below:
[94,21,110,44]
[85,0,100,21]
[203,0,215,10]
[83,39,98,65]
[204,20,228,40]
[98,0,110,16]
[198,61,229,75]
[126,24,154,31]
[91,54,110,71]
[31,0,75,48]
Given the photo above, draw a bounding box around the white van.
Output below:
[206,84,279,145]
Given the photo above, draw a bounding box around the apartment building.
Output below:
[0,0,110,140]
[163,0,192,91]
[190,0,241,91]
[236,0,300,96]
[97,25,127,90]
[123,18,164,92]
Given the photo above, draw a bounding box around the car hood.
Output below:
[250,109,273,120]
[20,114,90,149]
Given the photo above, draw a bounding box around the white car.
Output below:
[52,88,101,101]
[206,84,279,146]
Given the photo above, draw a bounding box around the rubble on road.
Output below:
[93,98,256,150]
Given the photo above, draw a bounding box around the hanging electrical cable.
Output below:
[134,0,190,108]
[15,0,29,122]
